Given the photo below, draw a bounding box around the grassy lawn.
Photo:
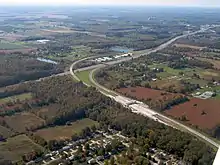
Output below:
[75,70,93,86]
[0,134,44,162]
[149,64,194,76]
[0,93,33,104]
[35,118,99,141]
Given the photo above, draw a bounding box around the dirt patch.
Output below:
[166,98,220,129]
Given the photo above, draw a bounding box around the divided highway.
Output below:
[71,28,220,149]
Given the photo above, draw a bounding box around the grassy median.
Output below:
[75,70,93,86]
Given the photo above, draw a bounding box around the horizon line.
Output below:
[0,4,220,8]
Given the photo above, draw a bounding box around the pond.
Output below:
[110,46,133,53]
[37,58,58,65]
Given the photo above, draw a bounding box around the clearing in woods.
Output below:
[35,118,99,141]
[0,134,44,162]
[4,112,45,133]
[0,93,33,104]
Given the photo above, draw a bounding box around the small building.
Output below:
[36,39,50,44]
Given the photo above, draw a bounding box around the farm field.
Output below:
[117,87,185,110]
[4,112,45,133]
[0,48,36,54]
[0,125,14,138]
[0,134,44,163]
[35,118,99,141]
[118,87,182,100]
[0,93,32,105]
[42,28,76,33]
[118,87,176,100]
[33,105,60,122]
[198,58,220,69]
[200,69,220,81]
[149,78,184,92]
[166,98,220,130]
[0,41,29,50]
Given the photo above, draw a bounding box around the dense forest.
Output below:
[0,55,64,87]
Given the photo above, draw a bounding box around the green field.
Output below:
[75,70,93,86]
[0,134,44,162]
[35,118,99,141]
[0,41,28,50]
[0,93,32,104]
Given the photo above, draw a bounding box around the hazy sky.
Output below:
[0,0,220,7]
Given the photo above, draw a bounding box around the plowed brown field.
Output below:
[166,98,220,129]
[118,86,182,101]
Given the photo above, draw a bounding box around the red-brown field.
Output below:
[118,87,182,101]
[117,87,186,111]
[166,98,220,129]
